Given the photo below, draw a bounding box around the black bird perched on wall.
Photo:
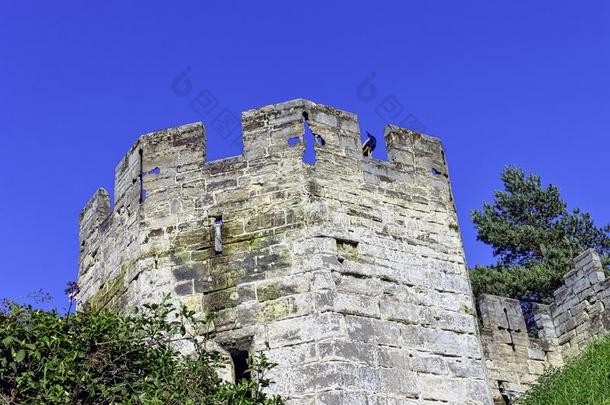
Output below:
[362,131,377,157]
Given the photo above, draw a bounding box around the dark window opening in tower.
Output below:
[498,381,512,404]
[431,167,447,177]
[230,349,252,387]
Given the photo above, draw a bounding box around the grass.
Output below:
[518,334,610,405]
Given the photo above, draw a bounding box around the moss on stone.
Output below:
[247,235,277,251]
[87,263,129,312]
[206,287,241,311]
[184,293,204,312]
[259,297,298,322]
[257,283,283,302]
[416,233,437,244]
[461,304,475,316]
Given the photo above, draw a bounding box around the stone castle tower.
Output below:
[78,99,494,404]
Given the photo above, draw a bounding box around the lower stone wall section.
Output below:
[552,250,610,359]
[478,249,610,403]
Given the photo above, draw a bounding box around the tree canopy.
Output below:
[469,166,610,302]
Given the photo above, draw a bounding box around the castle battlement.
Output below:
[77,99,493,404]
[78,100,456,301]
[81,99,450,235]
[478,249,610,402]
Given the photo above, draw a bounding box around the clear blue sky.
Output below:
[1,1,608,310]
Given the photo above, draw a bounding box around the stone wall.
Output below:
[478,249,610,403]
[78,99,493,404]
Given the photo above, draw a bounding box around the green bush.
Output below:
[0,297,284,405]
[518,335,610,404]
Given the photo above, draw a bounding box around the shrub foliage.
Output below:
[0,298,284,404]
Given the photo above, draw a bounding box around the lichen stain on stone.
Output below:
[87,263,129,312]
[257,283,283,302]
[184,293,204,312]
[259,297,299,322]
[416,233,438,244]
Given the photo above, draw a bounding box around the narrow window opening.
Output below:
[498,307,521,351]
[498,381,512,404]
[336,238,359,250]
[287,137,301,147]
[138,149,160,204]
[138,149,145,203]
[432,167,448,178]
[302,111,319,165]
[303,120,316,165]
[214,216,223,255]
[342,271,370,280]
[230,349,251,384]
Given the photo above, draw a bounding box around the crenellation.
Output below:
[113,139,142,207]
[479,248,610,403]
[385,125,444,173]
[79,188,111,249]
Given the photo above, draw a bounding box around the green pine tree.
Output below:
[469,166,610,302]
